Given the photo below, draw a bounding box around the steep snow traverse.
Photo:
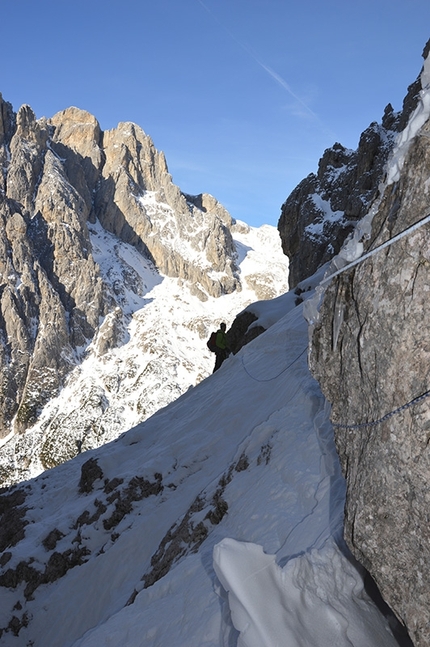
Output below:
[0,284,402,647]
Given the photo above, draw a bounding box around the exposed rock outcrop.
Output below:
[227,310,265,355]
[309,41,430,647]
[278,63,423,289]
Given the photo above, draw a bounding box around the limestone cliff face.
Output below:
[0,95,241,445]
[309,42,430,647]
[278,69,422,289]
[52,110,240,298]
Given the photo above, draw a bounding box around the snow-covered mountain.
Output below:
[0,278,407,647]
[0,216,288,486]
[0,97,289,486]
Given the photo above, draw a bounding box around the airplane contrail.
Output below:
[255,61,319,119]
[195,0,318,119]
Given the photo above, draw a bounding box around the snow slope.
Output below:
[0,283,402,647]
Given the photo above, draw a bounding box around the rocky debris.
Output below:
[75,499,107,528]
[42,528,65,552]
[0,544,90,602]
[277,49,424,289]
[3,610,31,638]
[78,457,104,494]
[73,471,163,534]
[142,494,211,589]
[0,466,166,639]
[257,442,272,466]
[102,474,163,531]
[309,40,430,647]
[141,453,248,591]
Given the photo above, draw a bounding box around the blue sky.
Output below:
[2,1,430,227]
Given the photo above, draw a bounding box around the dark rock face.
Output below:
[278,55,424,290]
[227,309,266,355]
[0,99,111,443]
[0,488,28,552]
[309,43,430,647]
[278,129,392,289]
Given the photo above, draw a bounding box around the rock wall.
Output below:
[278,64,422,289]
[0,95,241,442]
[309,41,430,647]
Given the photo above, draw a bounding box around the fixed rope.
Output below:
[241,346,307,383]
[319,211,430,429]
[321,211,430,286]
[332,389,430,430]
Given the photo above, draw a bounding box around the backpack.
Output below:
[207,331,217,352]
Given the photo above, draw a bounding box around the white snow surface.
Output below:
[304,193,346,242]
[0,286,401,647]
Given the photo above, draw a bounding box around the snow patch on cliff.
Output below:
[387,50,430,185]
[304,194,345,243]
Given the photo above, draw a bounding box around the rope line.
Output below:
[318,212,430,429]
[241,346,307,383]
[332,389,430,430]
[321,212,430,286]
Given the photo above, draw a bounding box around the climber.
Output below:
[213,322,230,373]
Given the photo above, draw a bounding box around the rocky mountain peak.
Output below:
[0,95,289,485]
[278,44,426,289]
[0,94,15,147]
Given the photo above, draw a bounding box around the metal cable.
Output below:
[241,346,308,383]
[321,211,430,286]
[332,389,430,430]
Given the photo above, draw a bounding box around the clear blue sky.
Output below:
[2,1,430,227]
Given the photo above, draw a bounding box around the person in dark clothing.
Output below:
[213,322,230,372]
